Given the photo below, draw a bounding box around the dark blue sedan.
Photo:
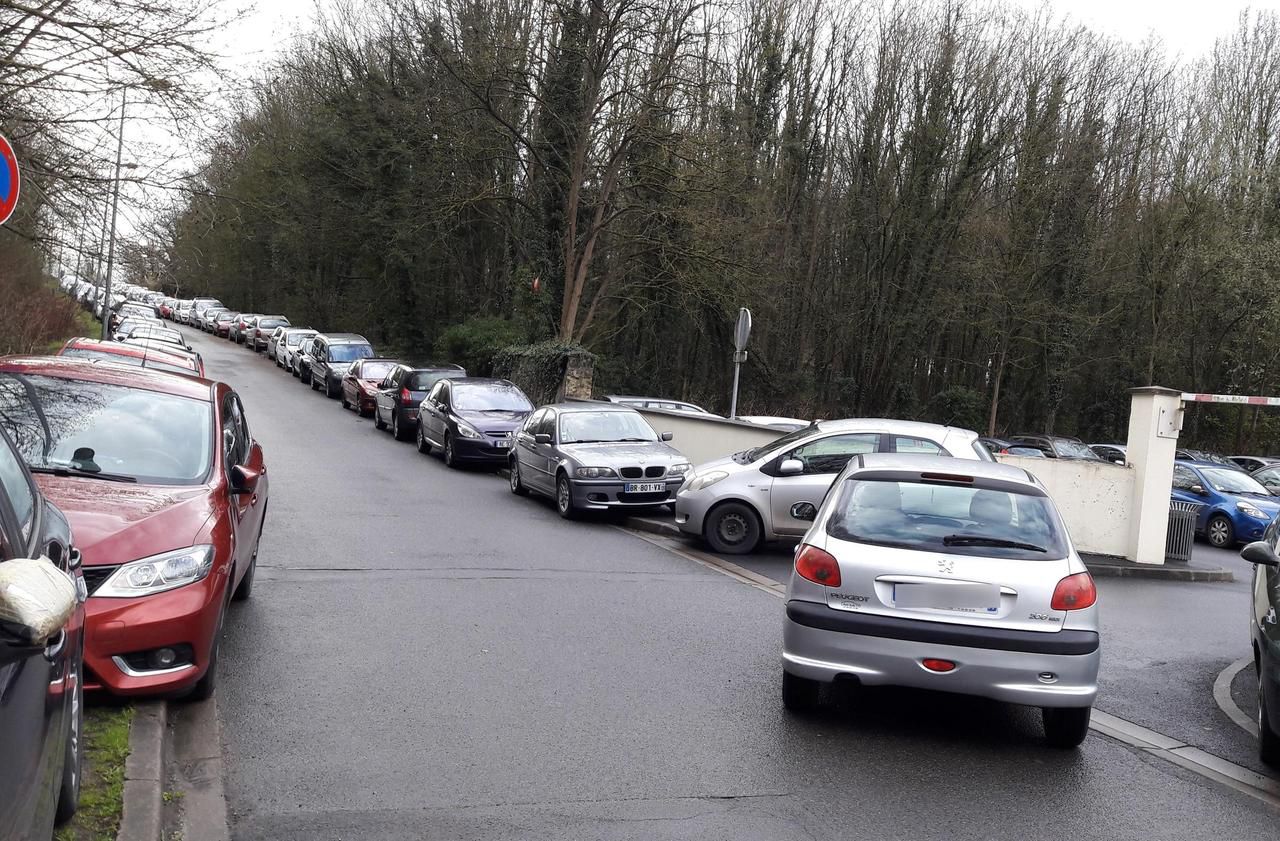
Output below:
[1172,460,1280,548]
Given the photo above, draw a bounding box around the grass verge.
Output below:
[55,703,135,841]
[44,307,101,353]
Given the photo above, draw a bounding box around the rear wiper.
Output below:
[942,534,1045,552]
[29,466,138,483]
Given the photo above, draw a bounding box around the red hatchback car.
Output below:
[341,358,402,417]
[0,357,268,698]
[57,337,202,378]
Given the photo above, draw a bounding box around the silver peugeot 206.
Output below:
[781,453,1100,748]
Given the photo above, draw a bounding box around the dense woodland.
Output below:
[18,0,1280,447]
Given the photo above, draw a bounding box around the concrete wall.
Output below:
[997,454,1134,558]
[631,407,789,466]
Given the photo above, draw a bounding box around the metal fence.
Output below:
[1166,501,1202,563]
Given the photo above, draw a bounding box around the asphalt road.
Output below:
[183,328,1278,840]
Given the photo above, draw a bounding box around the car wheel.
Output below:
[309,373,319,391]
[1207,514,1234,548]
[1042,706,1091,748]
[510,459,528,496]
[416,421,432,455]
[444,433,459,469]
[233,529,260,603]
[325,377,339,399]
[1259,666,1280,767]
[53,658,83,826]
[782,670,820,713]
[375,410,387,431]
[556,472,578,519]
[392,412,408,441]
[704,502,762,554]
[187,599,226,701]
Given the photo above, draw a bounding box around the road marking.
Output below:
[621,526,1280,810]
[1214,656,1259,737]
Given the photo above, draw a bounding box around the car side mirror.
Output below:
[1189,483,1208,496]
[534,433,552,445]
[779,458,804,476]
[1241,541,1280,567]
[790,502,818,521]
[0,557,78,653]
[229,463,261,495]
[660,431,674,441]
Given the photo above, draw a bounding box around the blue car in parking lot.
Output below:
[1172,460,1280,548]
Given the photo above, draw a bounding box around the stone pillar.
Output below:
[558,352,594,400]
[1124,386,1185,565]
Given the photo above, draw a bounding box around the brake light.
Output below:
[922,658,956,673]
[1050,572,1096,611]
[401,388,411,403]
[795,545,841,587]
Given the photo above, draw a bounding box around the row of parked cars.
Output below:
[3,282,273,837]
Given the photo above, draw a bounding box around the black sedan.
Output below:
[1242,536,1280,767]
[415,377,532,468]
[0,423,84,837]
[374,364,466,441]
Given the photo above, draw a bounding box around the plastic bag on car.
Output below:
[0,557,77,645]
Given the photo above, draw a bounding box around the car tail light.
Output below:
[795,544,841,587]
[401,388,411,403]
[1050,572,1096,610]
[922,658,955,672]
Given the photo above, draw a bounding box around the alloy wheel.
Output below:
[1208,516,1232,548]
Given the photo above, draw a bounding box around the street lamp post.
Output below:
[100,87,127,340]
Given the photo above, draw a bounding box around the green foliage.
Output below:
[493,341,594,406]
[55,704,134,841]
[434,317,525,377]
[924,387,986,432]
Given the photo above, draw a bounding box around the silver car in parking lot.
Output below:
[509,403,691,518]
[781,453,1100,747]
[675,418,992,554]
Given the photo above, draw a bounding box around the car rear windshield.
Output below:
[61,348,194,375]
[258,319,288,329]
[453,383,532,412]
[359,361,396,380]
[825,478,1068,560]
[407,370,462,391]
[559,411,657,444]
[285,331,313,346]
[0,373,213,484]
[329,343,373,363]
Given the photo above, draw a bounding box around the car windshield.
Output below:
[1200,466,1270,495]
[559,411,657,444]
[0,372,213,484]
[218,312,238,321]
[825,478,1068,560]
[329,343,373,363]
[1052,440,1101,459]
[453,383,532,412]
[359,361,396,380]
[407,370,462,391]
[60,348,194,376]
[743,426,822,462]
[286,332,314,346]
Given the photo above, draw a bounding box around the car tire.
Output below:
[233,529,260,603]
[53,659,83,826]
[782,670,820,713]
[1259,666,1280,767]
[309,373,319,391]
[1207,514,1234,548]
[325,377,339,399]
[556,472,578,519]
[187,600,226,702]
[510,459,528,496]
[392,412,409,441]
[375,410,387,431]
[444,433,459,469]
[704,501,763,554]
[1042,705,1091,748]
[416,421,432,455]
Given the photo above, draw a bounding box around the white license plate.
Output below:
[494,439,510,448]
[624,482,666,493]
[894,582,998,612]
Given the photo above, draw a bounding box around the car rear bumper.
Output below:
[783,600,1100,708]
[571,478,681,509]
[82,577,224,696]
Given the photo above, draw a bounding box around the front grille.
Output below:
[82,564,120,595]
[620,467,642,479]
[618,491,671,504]
[644,466,665,478]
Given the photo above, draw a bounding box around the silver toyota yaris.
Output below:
[781,453,1100,747]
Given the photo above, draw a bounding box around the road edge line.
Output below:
[119,700,167,841]
[1213,656,1259,737]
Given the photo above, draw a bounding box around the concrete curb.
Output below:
[1081,557,1233,581]
[119,700,167,841]
[623,515,682,539]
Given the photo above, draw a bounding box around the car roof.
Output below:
[355,357,400,365]
[63,338,193,366]
[316,333,368,343]
[1176,459,1230,469]
[0,355,214,400]
[447,377,516,386]
[814,417,977,438]
[853,452,1036,484]
[544,402,636,413]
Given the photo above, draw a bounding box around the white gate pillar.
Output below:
[1124,386,1184,564]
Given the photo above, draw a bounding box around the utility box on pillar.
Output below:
[1124,387,1184,565]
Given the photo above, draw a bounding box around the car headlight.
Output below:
[95,545,215,598]
[1237,501,1269,519]
[684,470,729,492]
[455,420,482,439]
[667,463,692,477]
[576,467,617,478]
